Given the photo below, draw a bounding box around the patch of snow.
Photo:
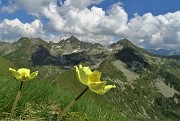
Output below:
[51,47,53,52]
[73,49,77,53]
[57,46,61,48]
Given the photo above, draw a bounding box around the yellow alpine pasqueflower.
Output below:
[9,68,38,81]
[75,64,116,95]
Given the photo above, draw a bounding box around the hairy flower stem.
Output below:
[59,86,89,120]
[9,81,23,121]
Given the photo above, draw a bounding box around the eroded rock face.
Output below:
[31,45,57,66]
[31,44,88,68]
[115,47,149,72]
[58,51,88,69]
[0,42,18,55]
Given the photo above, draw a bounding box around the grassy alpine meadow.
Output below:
[0,56,132,121]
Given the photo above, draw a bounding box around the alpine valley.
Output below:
[0,36,180,121]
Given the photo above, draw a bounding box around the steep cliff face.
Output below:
[31,45,57,66]
[115,47,149,72]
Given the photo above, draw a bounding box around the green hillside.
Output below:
[4,37,51,68]
[0,37,179,121]
[0,55,130,120]
[98,55,180,120]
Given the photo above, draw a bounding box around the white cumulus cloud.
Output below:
[1,0,53,16]
[124,11,180,48]
[1,0,180,49]
[0,19,44,41]
[41,2,127,39]
[64,0,104,9]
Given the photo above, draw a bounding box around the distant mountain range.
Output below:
[0,36,180,120]
[146,48,180,56]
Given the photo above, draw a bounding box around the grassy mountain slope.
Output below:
[0,37,179,120]
[0,54,130,120]
[4,37,51,67]
[98,43,180,120]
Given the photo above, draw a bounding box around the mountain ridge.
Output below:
[1,36,179,56]
[0,36,180,120]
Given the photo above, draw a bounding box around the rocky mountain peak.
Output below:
[108,38,130,51]
[17,37,48,47]
[118,38,133,45]
[17,37,31,44]
[59,36,80,44]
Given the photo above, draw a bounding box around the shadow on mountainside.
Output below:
[115,47,149,73]
[31,45,87,69]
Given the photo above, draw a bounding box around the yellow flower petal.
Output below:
[88,81,107,95]
[18,68,30,77]
[88,82,116,95]
[75,64,92,85]
[78,67,89,85]
[75,66,81,81]
[9,68,21,79]
[103,85,116,94]
[29,71,38,80]
[9,68,38,81]
[82,67,92,75]
[74,64,116,95]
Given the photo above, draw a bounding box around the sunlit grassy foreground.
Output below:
[59,64,116,119]
[9,68,38,120]
[0,58,131,121]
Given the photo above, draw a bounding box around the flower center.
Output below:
[21,76,29,80]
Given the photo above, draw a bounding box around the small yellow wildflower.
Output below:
[9,68,38,81]
[75,64,116,95]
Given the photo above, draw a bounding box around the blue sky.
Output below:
[97,0,180,18]
[0,0,180,49]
